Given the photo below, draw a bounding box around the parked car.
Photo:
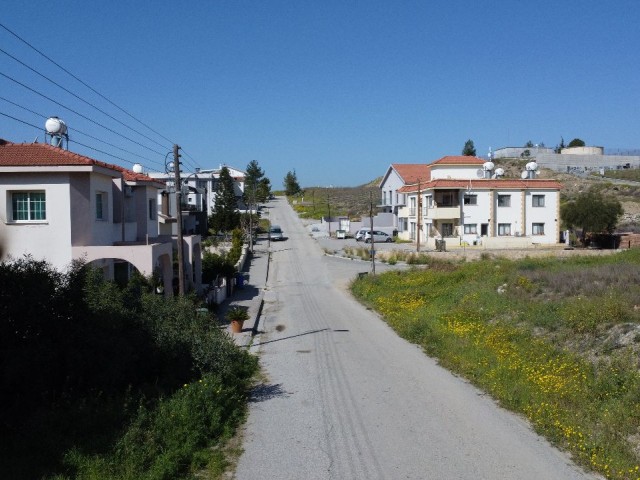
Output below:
[355,228,369,241]
[364,230,393,243]
[269,225,284,241]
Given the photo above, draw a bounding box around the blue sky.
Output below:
[1,1,639,187]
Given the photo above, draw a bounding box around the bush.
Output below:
[0,257,258,478]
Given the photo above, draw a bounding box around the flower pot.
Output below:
[230,319,245,333]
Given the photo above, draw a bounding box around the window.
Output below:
[497,195,511,207]
[464,194,478,205]
[498,223,511,236]
[464,224,478,234]
[382,191,387,205]
[149,199,157,220]
[532,223,545,235]
[12,191,46,221]
[436,190,457,207]
[96,192,107,220]
[532,195,545,207]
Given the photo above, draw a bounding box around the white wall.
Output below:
[430,166,479,180]
[1,173,73,269]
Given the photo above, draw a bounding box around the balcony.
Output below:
[427,205,461,220]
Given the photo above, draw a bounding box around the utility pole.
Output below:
[327,195,331,237]
[370,191,375,275]
[416,179,421,253]
[173,144,185,295]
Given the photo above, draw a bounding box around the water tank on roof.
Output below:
[45,117,68,148]
[132,163,143,174]
[45,117,67,135]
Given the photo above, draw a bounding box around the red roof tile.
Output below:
[0,139,158,183]
[398,178,562,193]
[430,156,485,165]
[390,164,431,183]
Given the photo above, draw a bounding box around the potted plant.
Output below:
[226,305,249,333]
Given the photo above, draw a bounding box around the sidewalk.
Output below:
[216,239,270,347]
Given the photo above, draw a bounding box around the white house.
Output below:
[0,139,202,294]
[388,156,562,247]
[378,164,432,226]
[149,164,247,234]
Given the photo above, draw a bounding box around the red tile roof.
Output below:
[430,156,485,165]
[0,139,158,183]
[390,164,432,183]
[398,178,562,193]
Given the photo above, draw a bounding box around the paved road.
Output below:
[235,197,599,480]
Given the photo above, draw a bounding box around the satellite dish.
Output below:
[494,167,504,177]
[132,163,143,174]
[521,171,529,179]
[483,161,495,171]
[476,169,485,179]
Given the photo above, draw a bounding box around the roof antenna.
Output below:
[33,137,39,143]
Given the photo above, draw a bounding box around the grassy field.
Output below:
[352,250,640,480]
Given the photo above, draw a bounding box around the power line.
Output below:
[0,109,158,172]
[0,46,172,151]
[0,95,162,166]
[178,147,202,171]
[0,70,166,156]
[0,21,176,147]
[0,110,41,131]
[0,22,207,170]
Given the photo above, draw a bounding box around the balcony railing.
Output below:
[427,205,461,220]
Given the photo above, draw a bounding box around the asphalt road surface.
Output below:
[235,197,599,480]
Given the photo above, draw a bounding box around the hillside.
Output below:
[298,159,640,229]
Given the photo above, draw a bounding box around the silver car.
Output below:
[355,228,369,241]
[269,225,284,241]
[364,230,393,243]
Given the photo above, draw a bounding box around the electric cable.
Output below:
[0,70,166,156]
[0,95,163,166]
[0,21,176,146]
[1,109,158,172]
[0,46,172,151]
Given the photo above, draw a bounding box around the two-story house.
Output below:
[0,139,202,294]
[393,156,562,247]
[378,164,432,231]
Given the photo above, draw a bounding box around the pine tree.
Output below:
[209,167,240,234]
[284,170,301,196]
[462,139,476,156]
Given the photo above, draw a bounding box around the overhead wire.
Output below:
[0,46,172,151]
[0,95,164,167]
[0,109,159,173]
[0,21,176,146]
[0,70,166,156]
[0,22,206,170]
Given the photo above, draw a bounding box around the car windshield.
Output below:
[270,227,281,233]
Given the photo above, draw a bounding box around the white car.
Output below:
[355,228,369,241]
[364,230,393,243]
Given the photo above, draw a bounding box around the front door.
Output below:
[481,223,488,236]
[442,223,453,237]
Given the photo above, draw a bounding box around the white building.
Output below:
[383,156,562,247]
[149,164,247,234]
[0,139,202,294]
[378,163,432,226]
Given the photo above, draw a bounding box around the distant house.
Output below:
[378,164,432,226]
[382,156,562,247]
[0,139,202,294]
[149,164,247,234]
